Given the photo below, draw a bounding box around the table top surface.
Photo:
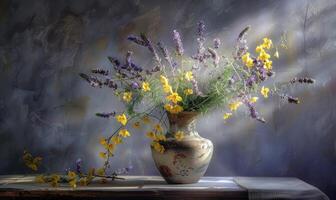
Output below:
[0,175,328,200]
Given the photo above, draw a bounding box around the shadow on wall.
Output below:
[0,0,335,198]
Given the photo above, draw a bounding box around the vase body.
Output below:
[151,112,213,184]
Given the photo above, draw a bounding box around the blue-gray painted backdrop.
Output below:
[0,0,335,198]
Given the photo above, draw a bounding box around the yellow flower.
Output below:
[165,104,183,114]
[242,52,254,68]
[261,86,270,98]
[118,129,130,138]
[156,134,167,141]
[154,124,163,132]
[170,104,183,114]
[111,136,122,144]
[164,104,173,112]
[166,92,182,104]
[256,45,264,53]
[35,175,45,183]
[68,171,77,179]
[146,131,157,140]
[160,75,169,85]
[100,138,107,146]
[163,84,173,94]
[79,177,88,186]
[50,174,60,187]
[184,88,193,95]
[223,112,232,120]
[185,71,194,81]
[107,143,115,153]
[132,121,141,129]
[142,82,151,92]
[229,101,242,111]
[152,142,165,154]
[262,37,272,49]
[250,97,259,103]
[174,131,184,141]
[264,60,272,71]
[142,115,151,124]
[242,52,250,63]
[116,114,127,126]
[99,152,107,159]
[96,168,105,176]
[69,179,77,188]
[274,49,279,58]
[258,49,270,61]
[122,92,132,103]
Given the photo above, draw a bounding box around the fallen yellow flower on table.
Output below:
[261,86,270,98]
[118,129,130,137]
[142,82,151,92]
[174,131,185,141]
[116,114,127,126]
[122,92,132,103]
[35,175,45,183]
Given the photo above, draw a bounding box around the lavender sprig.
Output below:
[208,48,220,67]
[234,26,250,60]
[127,35,147,46]
[91,69,109,76]
[214,38,221,49]
[157,42,173,68]
[79,73,103,88]
[95,112,116,118]
[290,77,315,84]
[244,100,265,123]
[173,30,184,56]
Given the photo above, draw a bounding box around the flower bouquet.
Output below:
[78,21,315,184]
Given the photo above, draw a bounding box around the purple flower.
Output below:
[197,20,206,42]
[76,158,82,174]
[214,38,221,49]
[246,75,256,87]
[157,42,173,68]
[127,35,147,46]
[245,100,265,123]
[173,30,184,56]
[131,82,140,89]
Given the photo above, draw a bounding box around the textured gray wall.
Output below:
[0,0,335,198]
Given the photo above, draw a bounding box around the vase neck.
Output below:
[167,112,199,137]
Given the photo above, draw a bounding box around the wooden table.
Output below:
[0,175,329,200]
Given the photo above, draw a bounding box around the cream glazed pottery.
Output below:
[151,112,213,184]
